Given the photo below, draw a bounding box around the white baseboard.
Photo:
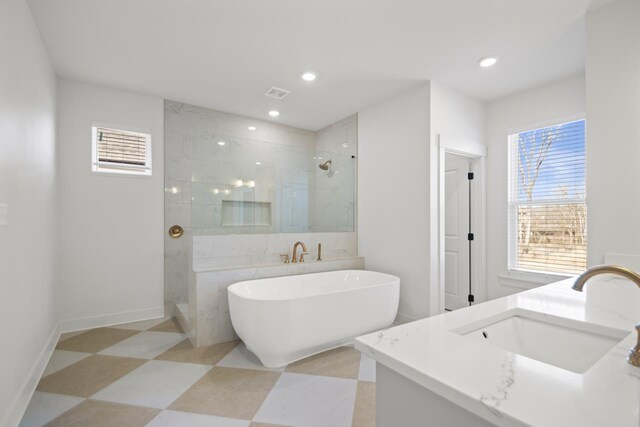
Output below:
[3,321,61,427]
[60,306,165,333]
[394,312,418,324]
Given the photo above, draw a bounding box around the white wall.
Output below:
[0,0,58,424]
[431,82,486,144]
[358,83,432,321]
[586,0,640,266]
[57,79,165,331]
[430,82,486,310]
[485,74,586,299]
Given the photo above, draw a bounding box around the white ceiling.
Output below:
[28,0,611,130]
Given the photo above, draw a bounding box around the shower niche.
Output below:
[221,201,272,227]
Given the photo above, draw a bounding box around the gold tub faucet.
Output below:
[292,241,308,263]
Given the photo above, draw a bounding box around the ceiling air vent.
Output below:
[264,86,291,100]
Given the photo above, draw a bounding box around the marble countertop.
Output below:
[355,277,640,427]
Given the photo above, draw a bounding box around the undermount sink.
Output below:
[452,308,629,373]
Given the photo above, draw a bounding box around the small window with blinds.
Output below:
[508,119,586,275]
[91,124,152,176]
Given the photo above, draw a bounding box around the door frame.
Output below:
[431,134,487,315]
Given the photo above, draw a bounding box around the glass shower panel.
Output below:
[189,134,355,234]
[313,149,356,233]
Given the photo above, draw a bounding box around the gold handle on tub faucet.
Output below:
[168,225,184,238]
[317,243,322,261]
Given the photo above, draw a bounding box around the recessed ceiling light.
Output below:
[301,72,317,81]
[478,57,498,68]
[248,126,256,130]
[268,110,280,117]
[256,162,262,165]
[217,141,226,146]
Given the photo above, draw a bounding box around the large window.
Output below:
[508,119,586,275]
[92,124,152,176]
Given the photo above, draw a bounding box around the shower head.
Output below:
[319,160,332,171]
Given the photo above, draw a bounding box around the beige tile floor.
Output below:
[19,317,376,427]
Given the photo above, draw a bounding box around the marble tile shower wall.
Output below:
[165,101,317,232]
[192,232,358,271]
[315,115,357,232]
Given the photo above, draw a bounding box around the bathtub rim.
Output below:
[227,269,399,302]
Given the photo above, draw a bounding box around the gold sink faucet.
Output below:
[572,264,640,367]
[292,241,308,263]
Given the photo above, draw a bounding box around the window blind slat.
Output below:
[509,119,587,275]
[92,126,151,176]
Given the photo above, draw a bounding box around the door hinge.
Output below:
[467,233,474,241]
[468,294,475,303]
[468,172,474,180]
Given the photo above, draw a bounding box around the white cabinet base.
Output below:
[377,364,495,427]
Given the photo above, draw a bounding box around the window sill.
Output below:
[91,169,153,179]
[499,269,573,290]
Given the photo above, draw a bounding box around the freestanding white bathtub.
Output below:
[228,269,400,368]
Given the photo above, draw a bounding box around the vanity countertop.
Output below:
[355,277,640,427]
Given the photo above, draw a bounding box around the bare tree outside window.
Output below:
[518,126,559,253]
[511,120,587,274]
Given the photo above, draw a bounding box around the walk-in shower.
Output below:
[163,100,357,314]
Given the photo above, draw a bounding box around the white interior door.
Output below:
[444,153,470,310]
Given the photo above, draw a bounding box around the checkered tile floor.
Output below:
[19,317,376,427]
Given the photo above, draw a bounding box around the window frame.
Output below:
[91,121,153,177]
[507,117,587,276]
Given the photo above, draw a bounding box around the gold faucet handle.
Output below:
[299,251,309,263]
[280,254,290,264]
